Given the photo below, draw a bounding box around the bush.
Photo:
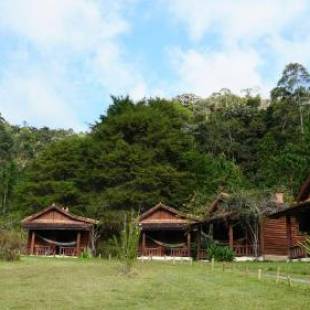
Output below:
[97,238,119,258]
[207,244,235,262]
[0,230,24,261]
[79,248,93,259]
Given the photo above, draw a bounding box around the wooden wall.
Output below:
[262,216,302,256]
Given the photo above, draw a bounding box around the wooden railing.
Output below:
[141,247,190,257]
[233,245,256,257]
[60,247,77,256]
[289,245,306,259]
[34,246,55,256]
[142,247,163,256]
[169,248,189,257]
[29,246,79,256]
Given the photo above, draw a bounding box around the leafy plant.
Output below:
[298,237,310,256]
[0,230,24,261]
[207,244,235,262]
[113,211,140,274]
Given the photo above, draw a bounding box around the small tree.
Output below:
[114,211,140,274]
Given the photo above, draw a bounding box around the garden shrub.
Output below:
[96,238,119,258]
[207,244,235,262]
[0,230,24,261]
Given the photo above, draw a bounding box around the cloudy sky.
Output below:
[0,0,310,130]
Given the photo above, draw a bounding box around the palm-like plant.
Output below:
[114,211,140,274]
[298,237,310,256]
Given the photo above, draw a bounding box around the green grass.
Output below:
[0,257,310,310]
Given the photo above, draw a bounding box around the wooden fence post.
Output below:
[211,257,215,271]
[287,276,292,287]
[258,269,262,280]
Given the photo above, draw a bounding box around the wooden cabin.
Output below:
[269,176,310,259]
[22,204,97,256]
[138,202,200,258]
[205,192,303,259]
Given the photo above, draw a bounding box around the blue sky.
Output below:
[1,0,310,131]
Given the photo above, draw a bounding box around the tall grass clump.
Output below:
[114,211,140,274]
[0,230,23,261]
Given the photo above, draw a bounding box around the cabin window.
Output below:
[298,214,310,235]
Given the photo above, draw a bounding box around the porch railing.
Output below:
[233,245,256,257]
[169,248,189,257]
[140,247,190,257]
[59,247,77,256]
[34,246,55,256]
[28,246,79,256]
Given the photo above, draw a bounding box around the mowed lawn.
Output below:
[0,258,310,310]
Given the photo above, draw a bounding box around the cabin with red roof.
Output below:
[139,202,201,258]
[22,204,97,256]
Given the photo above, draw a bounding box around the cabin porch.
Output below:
[210,221,258,257]
[26,229,89,256]
[139,229,193,257]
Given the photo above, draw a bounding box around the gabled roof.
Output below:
[21,203,98,228]
[139,202,200,225]
[296,175,310,203]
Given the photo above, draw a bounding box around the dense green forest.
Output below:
[1,63,310,231]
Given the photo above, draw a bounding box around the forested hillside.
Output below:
[1,63,310,230]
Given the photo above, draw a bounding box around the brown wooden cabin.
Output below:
[138,202,201,258]
[269,176,310,259]
[206,192,305,259]
[22,204,97,257]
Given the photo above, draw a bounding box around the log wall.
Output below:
[262,216,302,256]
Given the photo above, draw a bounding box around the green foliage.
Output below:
[298,237,310,256]
[79,248,93,259]
[1,62,310,238]
[113,211,140,273]
[0,230,24,261]
[207,244,235,262]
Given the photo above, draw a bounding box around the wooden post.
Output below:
[258,269,262,280]
[211,257,215,271]
[142,232,146,256]
[259,218,265,257]
[287,275,292,287]
[187,232,191,257]
[228,223,234,250]
[286,216,292,258]
[76,232,81,256]
[245,229,248,256]
[30,231,36,255]
[196,227,201,260]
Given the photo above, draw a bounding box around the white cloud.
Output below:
[0,0,129,50]
[0,0,147,130]
[170,47,266,97]
[166,0,306,42]
[0,72,82,130]
[166,0,310,98]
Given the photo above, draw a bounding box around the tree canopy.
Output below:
[1,63,310,232]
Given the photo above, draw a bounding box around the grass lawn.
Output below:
[0,257,310,310]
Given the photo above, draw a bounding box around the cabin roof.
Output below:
[206,192,285,222]
[139,202,200,228]
[21,204,98,230]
